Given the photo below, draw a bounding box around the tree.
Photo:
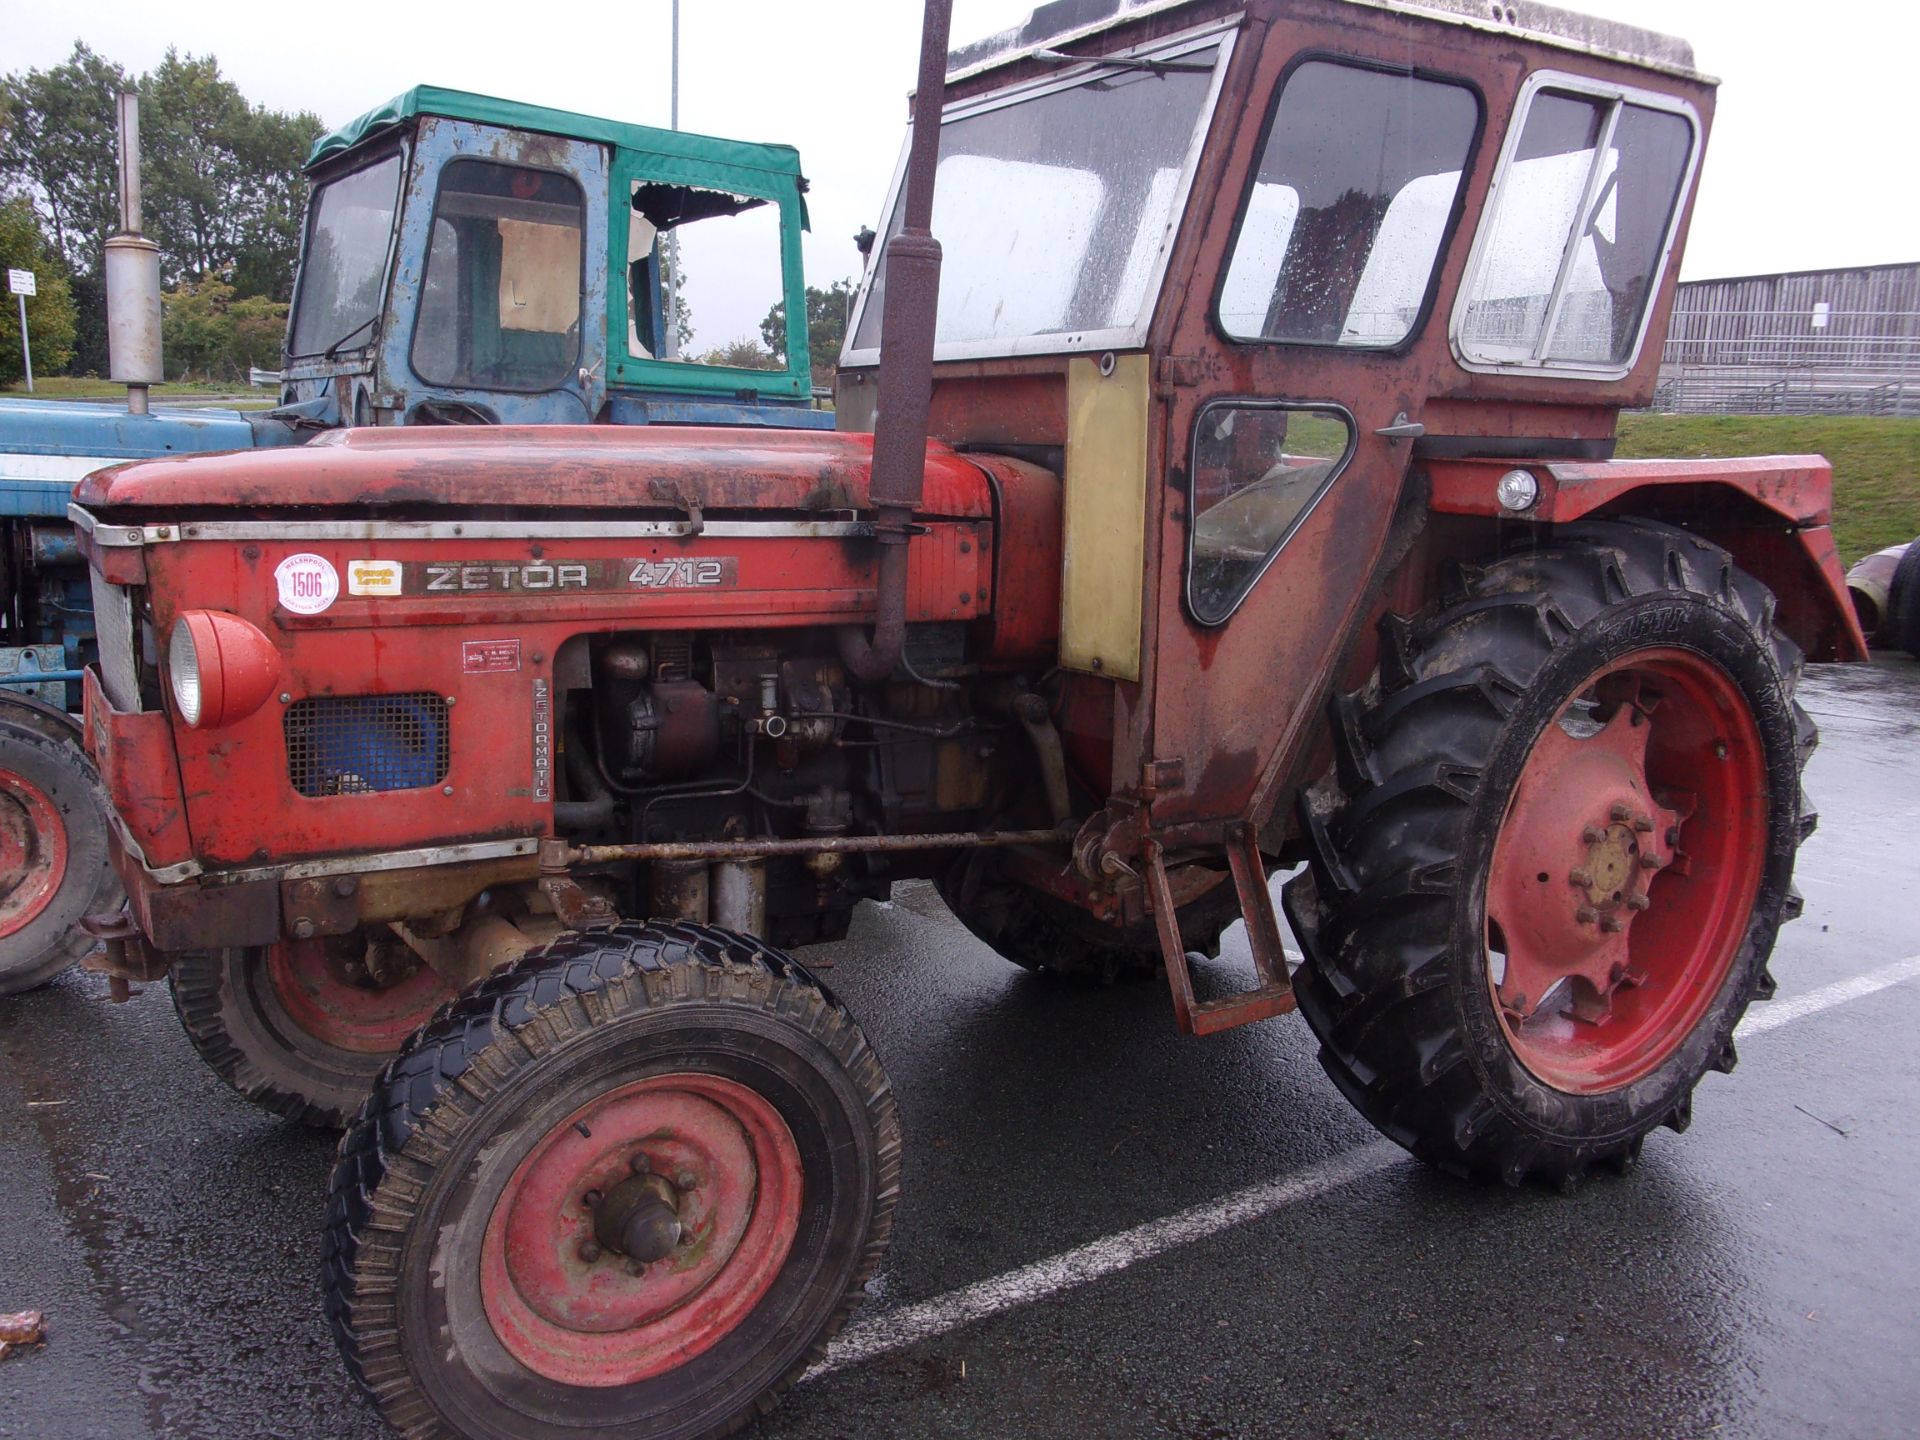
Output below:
[0,44,129,278]
[760,277,856,383]
[0,196,77,384]
[161,272,286,381]
[696,337,780,370]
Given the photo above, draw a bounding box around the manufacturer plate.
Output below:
[410,558,739,595]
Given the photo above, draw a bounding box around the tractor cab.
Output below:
[283,85,827,429]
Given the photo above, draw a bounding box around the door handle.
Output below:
[1375,412,1425,444]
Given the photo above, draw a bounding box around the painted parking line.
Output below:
[809,951,1920,1381]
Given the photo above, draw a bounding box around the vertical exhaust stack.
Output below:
[840,0,952,683]
[104,92,163,417]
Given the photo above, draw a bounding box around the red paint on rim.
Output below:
[263,939,452,1054]
[480,1073,804,1388]
[0,769,67,941]
[1485,649,1768,1094]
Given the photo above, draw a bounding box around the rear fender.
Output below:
[1427,456,1868,662]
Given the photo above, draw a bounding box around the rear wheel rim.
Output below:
[1484,648,1768,1094]
[260,938,451,1054]
[479,1072,804,1388]
[0,770,67,941]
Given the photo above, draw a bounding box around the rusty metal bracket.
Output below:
[1149,824,1295,1037]
[537,836,622,931]
[78,909,169,1002]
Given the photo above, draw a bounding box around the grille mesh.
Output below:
[89,570,141,712]
[285,693,449,798]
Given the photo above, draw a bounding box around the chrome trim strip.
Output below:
[70,509,875,548]
[129,834,543,889]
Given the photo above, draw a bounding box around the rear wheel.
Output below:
[0,699,121,996]
[171,934,456,1127]
[324,922,899,1440]
[1286,520,1812,1185]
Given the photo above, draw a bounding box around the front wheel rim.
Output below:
[479,1072,804,1388]
[0,770,67,941]
[1484,649,1769,1094]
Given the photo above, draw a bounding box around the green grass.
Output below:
[1615,413,1920,565]
[4,376,269,401]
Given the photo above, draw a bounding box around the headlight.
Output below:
[167,611,283,729]
[167,618,204,725]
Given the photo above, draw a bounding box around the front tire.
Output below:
[324,921,900,1440]
[1286,520,1812,1186]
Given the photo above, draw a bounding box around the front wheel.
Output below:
[0,699,122,996]
[324,922,900,1440]
[1286,520,1813,1186]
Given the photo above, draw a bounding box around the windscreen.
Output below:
[852,37,1225,352]
[289,154,403,357]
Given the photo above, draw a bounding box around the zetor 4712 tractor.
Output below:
[73,0,1864,1435]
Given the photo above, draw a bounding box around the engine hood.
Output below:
[73,424,994,520]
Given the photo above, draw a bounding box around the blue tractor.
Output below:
[0,86,830,991]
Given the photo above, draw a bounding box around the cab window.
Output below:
[1218,61,1479,348]
[412,160,585,391]
[629,181,786,370]
[1455,78,1695,373]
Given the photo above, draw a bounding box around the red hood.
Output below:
[74,424,993,519]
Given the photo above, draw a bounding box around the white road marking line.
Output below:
[1736,951,1920,1038]
[809,951,1920,1380]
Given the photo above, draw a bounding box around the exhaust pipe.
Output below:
[840,0,952,682]
[104,92,163,417]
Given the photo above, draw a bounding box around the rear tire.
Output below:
[324,921,899,1440]
[1886,538,1920,658]
[0,700,122,996]
[1285,520,1812,1186]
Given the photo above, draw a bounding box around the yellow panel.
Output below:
[1061,353,1150,681]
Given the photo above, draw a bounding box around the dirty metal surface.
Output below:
[1,657,1916,1439]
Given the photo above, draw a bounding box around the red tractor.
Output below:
[71,0,1864,1435]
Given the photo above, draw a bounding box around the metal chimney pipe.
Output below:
[104,92,163,416]
[840,0,951,683]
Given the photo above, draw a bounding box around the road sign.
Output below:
[7,269,35,297]
[10,270,34,391]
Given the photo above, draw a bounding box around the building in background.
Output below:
[1654,261,1919,417]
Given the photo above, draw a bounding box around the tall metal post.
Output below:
[105,92,163,415]
[14,291,30,393]
[664,0,683,359]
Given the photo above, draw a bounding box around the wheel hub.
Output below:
[1485,651,1766,1093]
[590,1164,685,1265]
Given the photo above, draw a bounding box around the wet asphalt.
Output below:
[2,655,1917,1440]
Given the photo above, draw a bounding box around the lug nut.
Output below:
[583,1189,603,1209]
[1600,915,1625,934]
[579,1241,602,1263]
[290,918,316,940]
[1569,868,1594,888]
[1632,815,1654,833]
[626,1258,648,1277]
[1582,826,1604,844]
[630,1153,651,1175]
[1575,905,1599,924]
[1609,802,1631,823]
[1626,894,1651,912]
[673,1171,697,1191]
[1640,853,1664,871]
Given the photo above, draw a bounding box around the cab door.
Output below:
[1142,48,1487,833]
[379,117,608,424]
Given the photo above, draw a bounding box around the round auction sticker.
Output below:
[275,553,339,615]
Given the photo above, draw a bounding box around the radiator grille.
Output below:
[89,570,141,711]
[285,693,449,798]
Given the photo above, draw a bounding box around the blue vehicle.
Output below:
[0,86,829,990]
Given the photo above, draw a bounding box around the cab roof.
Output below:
[947,0,1706,83]
[306,84,810,187]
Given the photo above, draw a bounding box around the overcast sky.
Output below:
[10,0,1918,331]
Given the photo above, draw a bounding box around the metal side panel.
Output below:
[1060,353,1149,682]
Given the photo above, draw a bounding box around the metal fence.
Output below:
[1652,263,1920,417]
